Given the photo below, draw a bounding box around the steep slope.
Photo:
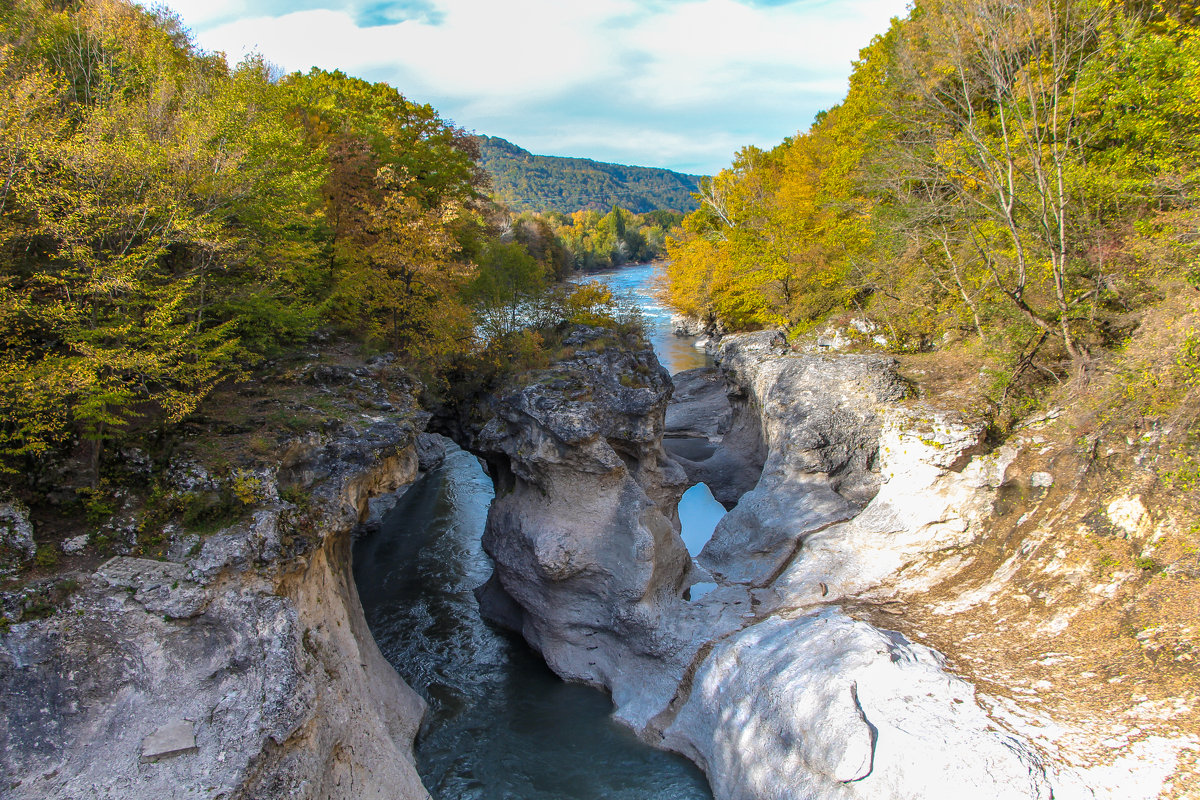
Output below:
[458,325,1197,799]
[474,136,702,213]
[0,350,433,800]
[456,327,1068,800]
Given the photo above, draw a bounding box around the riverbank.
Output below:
[4,317,1197,799]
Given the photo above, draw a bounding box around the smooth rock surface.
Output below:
[664,368,731,442]
[465,327,697,721]
[141,719,198,761]
[664,610,1051,800]
[665,366,766,509]
[647,336,1053,800]
[698,341,908,585]
[463,328,1062,800]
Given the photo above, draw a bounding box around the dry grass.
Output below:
[845,286,1200,793]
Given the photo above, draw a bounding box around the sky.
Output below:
[161,0,912,175]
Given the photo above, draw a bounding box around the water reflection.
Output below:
[353,445,712,800]
[678,483,725,557]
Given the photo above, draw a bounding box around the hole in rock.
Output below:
[679,482,726,557]
[663,435,716,463]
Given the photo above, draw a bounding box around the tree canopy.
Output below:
[664,0,1200,394]
[0,0,553,484]
[474,135,702,214]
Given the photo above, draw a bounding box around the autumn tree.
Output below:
[467,240,546,339]
[0,0,499,483]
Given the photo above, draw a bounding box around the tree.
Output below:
[323,167,472,358]
[468,240,546,339]
[887,0,1112,373]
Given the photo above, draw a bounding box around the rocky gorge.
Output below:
[451,323,1198,799]
[2,325,1196,799]
[0,357,434,799]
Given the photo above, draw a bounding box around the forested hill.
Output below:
[474,136,702,214]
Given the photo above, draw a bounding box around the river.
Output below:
[585,262,713,376]
[353,262,720,800]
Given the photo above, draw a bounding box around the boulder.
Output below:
[664,367,766,508]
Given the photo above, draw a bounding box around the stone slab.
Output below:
[141,719,197,760]
[96,557,191,589]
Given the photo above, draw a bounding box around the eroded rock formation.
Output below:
[465,326,697,714]
[6,326,1192,799]
[465,327,1187,800]
[664,367,763,508]
[0,365,432,800]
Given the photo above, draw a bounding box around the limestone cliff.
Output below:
[465,326,697,711]
[465,327,1197,800]
[0,357,432,800]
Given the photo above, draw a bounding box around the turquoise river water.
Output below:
[353,262,724,799]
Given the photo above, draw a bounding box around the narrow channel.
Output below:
[354,445,711,799]
[354,262,721,799]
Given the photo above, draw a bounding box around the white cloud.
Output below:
[168,0,911,173]
[164,0,252,27]
[515,123,753,173]
[190,1,637,101]
[624,0,903,107]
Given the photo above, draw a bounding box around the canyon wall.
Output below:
[470,327,1195,800]
[5,328,1193,800]
[0,365,432,800]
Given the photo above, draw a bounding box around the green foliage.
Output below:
[541,207,681,271]
[474,135,701,214]
[425,278,648,423]
[560,282,624,327]
[229,469,265,506]
[279,484,312,511]
[179,490,244,535]
[0,0,498,488]
[1113,328,1200,422]
[76,486,116,525]
[663,0,1200,394]
[1134,555,1164,573]
[1165,444,1200,492]
[33,544,58,569]
[468,240,547,338]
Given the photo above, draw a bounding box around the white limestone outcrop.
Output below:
[470,328,1067,800]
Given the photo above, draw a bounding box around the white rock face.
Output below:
[666,610,1051,800]
[1031,471,1055,488]
[0,501,36,576]
[470,329,698,720]
[1106,495,1149,537]
[59,534,89,555]
[469,329,1062,800]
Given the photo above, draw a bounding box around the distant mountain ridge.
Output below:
[473,135,702,214]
